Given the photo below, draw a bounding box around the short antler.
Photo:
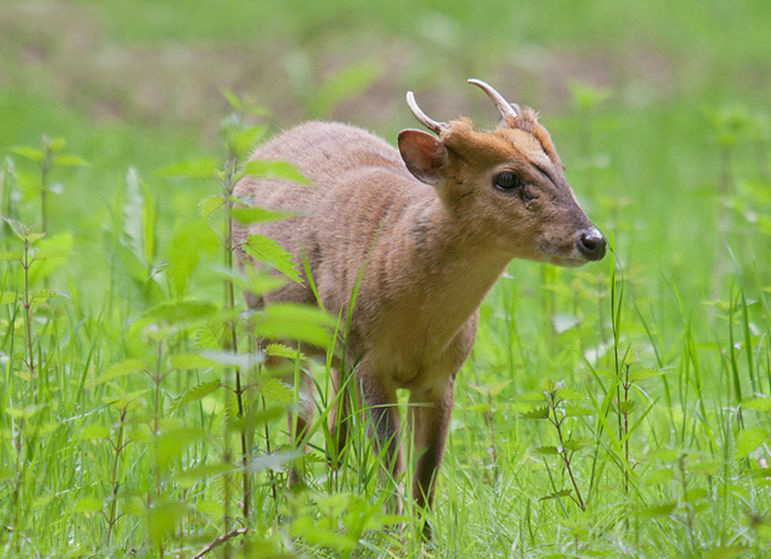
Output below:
[467,78,520,121]
[406,91,446,135]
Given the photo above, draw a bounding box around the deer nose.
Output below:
[577,228,606,261]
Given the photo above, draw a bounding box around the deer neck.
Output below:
[379,195,510,344]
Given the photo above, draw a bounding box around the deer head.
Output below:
[398,79,606,266]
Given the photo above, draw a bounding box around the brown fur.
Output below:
[233,88,603,526]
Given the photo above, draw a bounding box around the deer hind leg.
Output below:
[358,364,404,513]
[327,365,352,469]
[409,379,454,539]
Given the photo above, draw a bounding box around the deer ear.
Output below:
[398,129,448,185]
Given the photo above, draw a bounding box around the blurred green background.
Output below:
[2,0,769,301]
[1,1,770,555]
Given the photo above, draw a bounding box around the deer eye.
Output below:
[493,171,522,191]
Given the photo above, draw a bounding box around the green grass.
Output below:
[1,1,770,557]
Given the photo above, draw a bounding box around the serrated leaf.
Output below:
[52,154,91,167]
[266,343,303,359]
[214,266,286,297]
[561,438,590,452]
[259,377,293,403]
[167,220,219,298]
[244,233,301,283]
[197,194,224,218]
[30,232,73,283]
[521,406,550,419]
[254,302,333,347]
[156,158,219,179]
[736,426,768,457]
[0,251,22,260]
[241,160,309,185]
[178,381,221,407]
[9,146,44,162]
[232,206,294,224]
[534,446,559,455]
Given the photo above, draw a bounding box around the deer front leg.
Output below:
[410,379,454,536]
[358,365,404,512]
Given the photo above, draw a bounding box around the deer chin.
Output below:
[547,254,589,267]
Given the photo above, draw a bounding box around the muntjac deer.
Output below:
[233,79,605,534]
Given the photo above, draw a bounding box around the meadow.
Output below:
[1,0,770,557]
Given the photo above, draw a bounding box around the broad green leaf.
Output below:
[9,146,44,162]
[155,428,206,468]
[141,300,217,326]
[521,406,550,419]
[29,232,73,284]
[266,343,303,359]
[176,462,232,488]
[167,220,219,298]
[637,502,676,517]
[245,451,300,473]
[146,499,187,544]
[231,125,267,158]
[214,266,286,297]
[736,426,768,457]
[232,206,295,224]
[71,497,103,514]
[244,233,301,283]
[644,468,674,485]
[259,377,293,403]
[534,446,559,455]
[79,424,110,440]
[221,89,242,111]
[254,302,333,347]
[743,397,771,413]
[156,158,219,179]
[178,381,221,407]
[52,154,91,167]
[93,359,145,385]
[197,194,224,218]
[690,460,721,476]
[565,405,593,417]
[241,160,309,186]
[0,292,17,304]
